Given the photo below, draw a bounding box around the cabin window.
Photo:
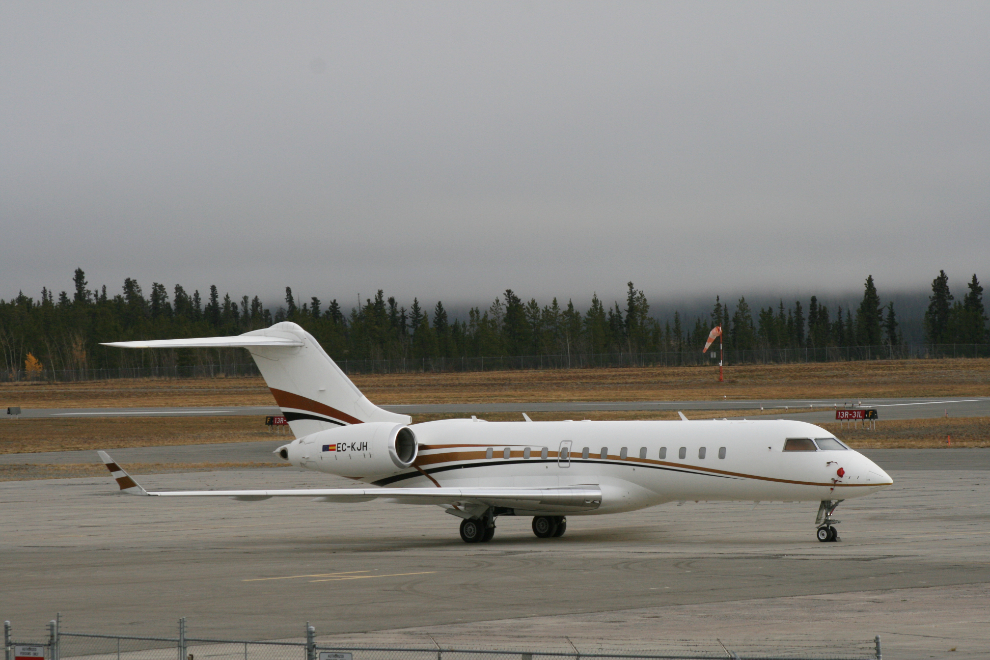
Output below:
[783,438,817,452]
[560,446,569,460]
[523,447,531,459]
[486,447,493,459]
[718,447,726,459]
[659,447,667,459]
[814,437,848,450]
[600,447,608,459]
[541,447,548,459]
[698,447,706,459]
[582,447,590,459]
[503,447,511,459]
[620,447,628,459]
[678,447,686,459]
[639,447,647,459]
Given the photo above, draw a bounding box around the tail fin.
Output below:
[102,322,410,437]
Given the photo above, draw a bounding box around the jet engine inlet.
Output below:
[390,426,418,468]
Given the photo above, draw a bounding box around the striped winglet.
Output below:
[97,451,148,495]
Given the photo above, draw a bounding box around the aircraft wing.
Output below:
[98,452,602,510]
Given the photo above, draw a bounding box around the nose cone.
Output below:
[858,452,893,492]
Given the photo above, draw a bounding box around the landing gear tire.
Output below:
[481,525,496,543]
[552,517,567,537]
[816,526,830,542]
[460,518,485,543]
[827,526,839,542]
[532,516,558,538]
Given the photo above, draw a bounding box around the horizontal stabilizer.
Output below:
[101,336,303,349]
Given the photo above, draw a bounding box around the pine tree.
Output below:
[409,298,423,335]
[206,285,221,328]
[961,274,987,343]
[884,302,899,345]
[584,294,608,354]
[924,270,953,344]
[73,268,89,304]
[284,287,297,319]
[794,300,805,347]
[856,275,883,346]
[502,289,530,355]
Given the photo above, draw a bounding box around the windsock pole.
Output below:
[719,330,723,382]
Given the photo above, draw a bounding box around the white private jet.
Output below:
[100,322,892,543]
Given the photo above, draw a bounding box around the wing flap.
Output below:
[156,486,602,511]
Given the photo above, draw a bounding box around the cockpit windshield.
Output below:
[814,437,848,450]
[782,438,817,452]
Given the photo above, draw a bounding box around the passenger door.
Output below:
[558,440,572,468]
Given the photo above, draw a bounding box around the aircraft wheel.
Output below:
[481,525,496,543]
[827,526,839,542]
[532,516,557,538]
[460,519,485,543]
[816,526,830,542]
[552,517,567,537]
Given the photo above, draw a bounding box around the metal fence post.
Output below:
[178,618,186,660]
[875,635,881,660]
[305,623,315,660]
[47,621,55,660]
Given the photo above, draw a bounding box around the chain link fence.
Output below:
[5,617,882,660]
[2,343,989,382]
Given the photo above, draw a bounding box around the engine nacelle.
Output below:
[284,422,418,478]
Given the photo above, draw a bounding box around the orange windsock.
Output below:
[702,326,722,353]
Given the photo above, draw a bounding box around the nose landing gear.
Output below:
[815,500,843,542]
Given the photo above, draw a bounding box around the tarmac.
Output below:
[2,449,989,659]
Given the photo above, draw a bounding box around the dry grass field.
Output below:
[2,358,990,409]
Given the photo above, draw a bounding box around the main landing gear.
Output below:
[815,500,843,542]
[455,510,567,543]
[532,515,566,539]
[459,517,495,543]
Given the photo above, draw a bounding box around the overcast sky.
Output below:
[2,2,988,309]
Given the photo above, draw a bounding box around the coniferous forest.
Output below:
[1,268,987,378]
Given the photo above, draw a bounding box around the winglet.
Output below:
[678,412,689,421]
[97,451,149,495]
[522,413,533,422]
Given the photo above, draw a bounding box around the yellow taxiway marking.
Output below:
[243,570,370,582]
[310,571,436,583]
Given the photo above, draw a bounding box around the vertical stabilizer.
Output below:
[102,322,410,438]
[242,323,409,436]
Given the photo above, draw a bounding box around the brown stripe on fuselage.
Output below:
[415,466,442,487]
[410,446,887,488]
[269,388,363,425]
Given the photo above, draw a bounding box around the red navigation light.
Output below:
[836,467,845,477]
